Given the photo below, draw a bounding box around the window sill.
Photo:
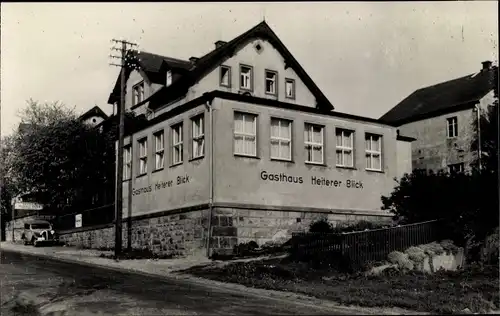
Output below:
[190,155,205,162]
[220,83,231,88]
[336,165,356,170]
[305,162,327,167]
[265,92,278,97]
[366,168,384,174]
[152,168,164,174]
[270,158,294,163]
[285,96,296,101]
[122,178,131,183]
[170,162,183,168]
[234,154,260,159]
[239,88,253,93]
[136,173,147,179]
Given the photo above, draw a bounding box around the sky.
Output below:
[1,2,498,137]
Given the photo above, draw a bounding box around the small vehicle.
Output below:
[21,220,58,246]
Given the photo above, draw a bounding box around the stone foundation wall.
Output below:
[5,215,56,242]
[210,207,393,255]
[59,209,209,257]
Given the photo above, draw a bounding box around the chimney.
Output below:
[481,60,492,71]
[215,40,227,49]
[189,57,199,64]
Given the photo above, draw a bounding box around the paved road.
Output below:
[1,250,340,315]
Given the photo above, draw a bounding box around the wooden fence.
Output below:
[291,219,443,271]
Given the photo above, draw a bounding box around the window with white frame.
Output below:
[265,71,277,95]
[133,82,144,105]
[123,145,132,180]
[240,65,252,90]
[154,131,164,170]
[270,118,292,160]
[172,123,183,165]
[447,116,458,138]
[336,129,354,167]
[220,66,231,87]
[304,123,324,164]
[138,138,148,175]
[234,112,257,156]
[192,115,205,158]
[285,78,295,99]
[365,134,382,171]
[166,70,172,87]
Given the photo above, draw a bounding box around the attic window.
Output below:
[285,78,295,99]
[254,42,263,54]
[220,65,231,87]
[166,71,172,87]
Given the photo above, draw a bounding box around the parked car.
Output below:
[21,220,58,246]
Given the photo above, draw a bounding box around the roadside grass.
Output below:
[182,256,499,314]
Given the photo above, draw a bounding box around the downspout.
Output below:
[204,94,214,258]
[474,104,482,171]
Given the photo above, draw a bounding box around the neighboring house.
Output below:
[60,21,415,256]
[380,61,498,174]
[79,105,109,127]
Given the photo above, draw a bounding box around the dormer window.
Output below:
[166,71,172,87]
[133,82,144,106]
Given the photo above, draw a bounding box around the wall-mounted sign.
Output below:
[75,214,82,228]
[132,174,191,196]
[260,170,364,189]
[13,202,44,210]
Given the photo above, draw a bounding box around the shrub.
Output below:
[405,246,427,263]
[309,218,334,233]
[481,227,499,265]
[387,251,414,271]
[420,242,445,257]
[440,239,460,255]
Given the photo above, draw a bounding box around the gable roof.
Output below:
[380,65,498,126]
[129,21,334,111]
[107,52,191,104]
[79,106,108,122]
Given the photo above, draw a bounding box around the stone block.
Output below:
[237,227,252,238]
[212,226,237,237]
[215,208,234,215]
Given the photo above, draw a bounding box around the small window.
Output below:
[166,71,172,87]
[365,134,382,171]
[448,163,464,174]
[133,82,145,105]
[285,78,295,99]
[270,118,292,160]
[172,123,183,165]
[234,112,257,156]
[304,123,324,164]
[240,65,252,91]
[220,66,231,87]
[123,145,132,180]
[447,117,458,138]
[192,115,205,159]
[138,138,148,175]
[265,71,277,95]
[336,129,354,167]
[154,131,164,170]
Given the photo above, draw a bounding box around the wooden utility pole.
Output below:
[109,38,137,257]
